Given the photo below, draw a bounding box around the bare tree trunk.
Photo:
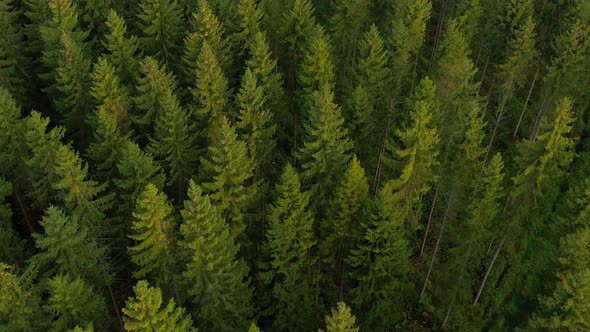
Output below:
[421,193,453,296]
[483,98,507,165]
[513,58,542,138]
[410,52,420,95]
[528,95,549,141]
[473,235,506,306]
[476,56,490,95]
[428,0,447,75]
[420,188,438,257]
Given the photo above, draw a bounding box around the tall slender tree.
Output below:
[136,0,183,68]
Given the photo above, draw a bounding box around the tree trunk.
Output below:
[513,57,542,138]
[420,188,438,257]
[483,98,507,165]
[473,235,506,306]
[428,0,447,75]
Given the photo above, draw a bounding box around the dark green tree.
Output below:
[86,108,128,182]
[0,87,23,178]
[0,263,44,331]
[298,25,335,111]
[137,0,183,68]
[133,57,177,127]
[179,181,253,330]
[235,0,264,58]
[0,0,29,102]
[102,9,141,85]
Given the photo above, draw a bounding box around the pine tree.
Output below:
[192,41,230,142]
[24,0,52,65]
[90,56,131,133]
[23,112,65,209]
[0,87,23,177]
[114,142,166,219]
[298,86,352,205]
[0,263,44,331]
[182,0,231,82]
[137,0,183,68]
[123,280,195,332]
[202,116,254,239]
[179,181,253,330]
[298,25,335,111]
[32,206,111,287]
[52,144,113,233]
[321,156,369,287]
[148,82,195,202]
[280,0,316,69]
[103,9,141,85]
[235,0,263,57]
[385,77,440,226]
[73,0,111,53]
[260,165,319,331]
[128,184,174,286]
[45,273,109,331]
[348,181,413,330]
[323,302,359,332]
[236,68,276,179]
[0,0,28,102]
[133,57,177,127]
[54,31,93,136]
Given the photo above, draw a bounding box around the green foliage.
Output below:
[280,0,316,67]
[0,0,28,102]
[0,88,23,177]
[115,142,166,219]
[137,0,183,68]
[236,68,276,179]
[0,263,44,331]
[323,302,359,332]
[134,57,177,127]
[298,25,335,109]
[103,9,140,85]
[235,0,264,58]
[90,56,131,133]
[123,280,195,331]
[0,179,27,265]
[298,87,352,204]
[260,165,319,331]
[86,109,128,182]
[202,116,254,238]
[33,206,111,287]
[348,181,413,330]
[73,0,111,53]
[179,180,253,330]
[44,273,109,331]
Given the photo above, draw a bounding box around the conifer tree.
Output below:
[54,31,93,136]
[115,142,166,219]
[23,112,65,209]
[182,0,231,81]
[128,184,174,286]
[179,181,253,330]
[32,207,111,287]
[39,0,88,83]
[134,57,177,127]
[0,263,44,331]
[0,87,23,177]
[103,9,140,85]
[298,87,352,205]
[235,0,264,57]
[0,179,27,265]
[90,57,131,133]
[24,0,52,65]
[73,0,111,53]
[321,156,368,288]
[137,0,183,68]
[123,280,195,332]
[236,68,276,179]
[45,273,109,331]
[52,144,112,232]
[384,77,440,226]
[260,165,319,331]
[86,108,128,182]
[202,116,254,239]
[298,25,335,110]
[348,181,413,329]
[0,0,28,102]
[280,0,316,70]
[323,302,359,332]
[147,87,195,202]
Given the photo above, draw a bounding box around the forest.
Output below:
[0,0,589,330]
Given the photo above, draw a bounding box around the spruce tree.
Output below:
[134,57,177,127]
[0,263,44,331]
[260,165,319,331]
[182,0,231,82]
[45,273,109,331]
[24,0,52,67]
[114,142,166,219]
[103,9,141,85]
[179,181,253,330]
[0,87,23,177]
[280,0,316,70]
[0,0,28,102]
[0,179,27,265]
[298,86,352,206]
[298,25,335,111]
[321,156,369,289]
[236,68,276,179]
[235,0,263,57]
[148,79,195,202]
[90,56,131,133]
[123,280,195,332]
[86,108,128,182]
[32,206,111,287]
[202,116,254,239]
[192,41,230,143]
[348,181,413,330]
[323,302,359,332]
[137,0,183,68]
